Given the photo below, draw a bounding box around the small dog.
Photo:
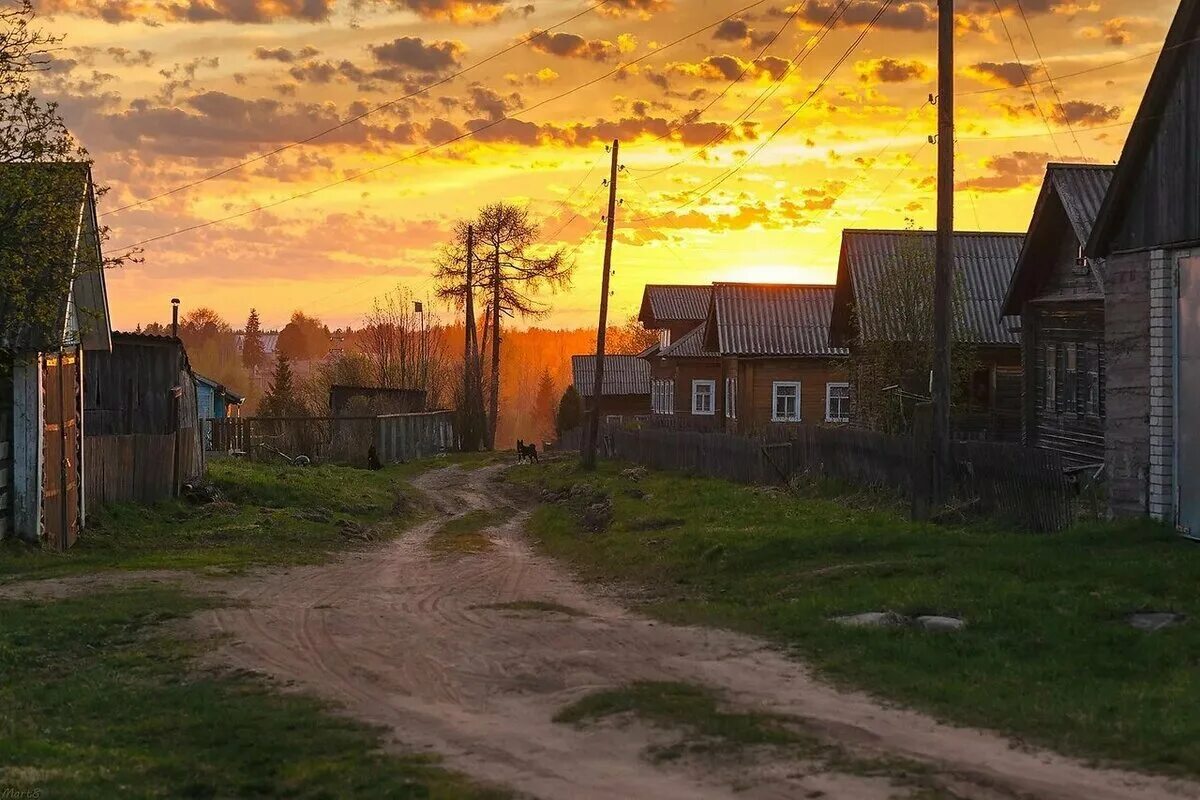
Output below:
[366,444,383,471]
[516,439,539,464]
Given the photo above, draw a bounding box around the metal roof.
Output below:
[1049,163,1115,245]
[710,283,847,357]
[637,285,712,326]
[571,354,651,397]
[659,322,718,359]
[834,230,1024,347]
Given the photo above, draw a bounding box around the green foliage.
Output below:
[556,385,583,436]
[277,309,332,361]
[0,587,509,799]
[241,307,266,372]
[513,460,1200,777]
[259,351,305,417]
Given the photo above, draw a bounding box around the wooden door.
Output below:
[42,351,80,550]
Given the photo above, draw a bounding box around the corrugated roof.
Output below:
[637,285,712,326]
[660,323,718,359]
[571,354,651,397]
[835,230,1024,347]
[711,284,847,357]
[1050,163,1114,245]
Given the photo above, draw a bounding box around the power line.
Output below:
[102,0,616,217]
[990,0,1061,157]
[1012,0,1085,158]
[110,0,780,253]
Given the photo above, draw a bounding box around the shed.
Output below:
[0,162,111,550]
[83,333,204,504]
[1003,164,1114,466]
[1085,0,1200,527]
[570,354,651,419]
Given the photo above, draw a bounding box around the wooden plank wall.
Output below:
[11,354,42,543]
[0,358,11,540]
[376,411,456,464]
[85,434,176,505]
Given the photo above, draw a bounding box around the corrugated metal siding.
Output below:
[645,285,712,323]
[571,355,651,397]
[842,230,1024,346]
[714,284,848,357]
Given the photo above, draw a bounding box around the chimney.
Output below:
[171,298,180,338]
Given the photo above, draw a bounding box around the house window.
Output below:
[725,377,737,419]
[1085,342,1100,416]
[1044,342,1056,411]
[652,379,675,415]
[658,329,672,348]
[772,381,801,422]
[1063,342,1079,414]
[692,380,716,415]
[825,382,850,423]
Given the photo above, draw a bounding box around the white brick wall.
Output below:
[1148,247,1199,521]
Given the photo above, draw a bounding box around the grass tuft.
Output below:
[428,509,507,556]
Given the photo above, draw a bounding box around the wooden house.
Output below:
[83,332,204,504]
[637,285,713,349]
[1085,0,1200,528]
[831,229,1024,439]
[0,163,111,550]
[195,373,244,449]
[1002,164,1115,466]
[570,354,651,420]
[648,322,724,429]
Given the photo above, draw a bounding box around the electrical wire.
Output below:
[990,0,1062,157]
[1012,0,1085,158]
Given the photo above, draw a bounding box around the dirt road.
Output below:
[197,465,1200,800]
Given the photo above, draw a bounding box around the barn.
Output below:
[0,162,111,550]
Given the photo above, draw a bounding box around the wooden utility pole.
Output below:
[931,0,955,504]
[582,139,620,471]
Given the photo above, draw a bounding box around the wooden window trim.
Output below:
[771,381,802,423]
[691,379,716,416]
[825,382,850,423]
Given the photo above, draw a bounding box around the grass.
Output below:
[0,454,496,582]
[0,586,509,800]
[427,509,507,556]
[555,681,803,763]
[512,459,1200,778]
[473,600,586,616]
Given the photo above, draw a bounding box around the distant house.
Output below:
[831,229,1024,439]
[195,373,244,449]
[1002,164,1115,466]
[570,354,652,420]
[1085,0,1200,527]
[637,285,713,349]
[0,162,111,550]
[84,332,204,503]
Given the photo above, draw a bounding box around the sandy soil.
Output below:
[85,464,1200,799]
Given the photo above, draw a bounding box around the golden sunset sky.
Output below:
[35,0,1179,330]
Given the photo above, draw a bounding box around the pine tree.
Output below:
[556,385,583,436]
[242,308,266,374]
[533,369,556,441]
[260,352,302,417]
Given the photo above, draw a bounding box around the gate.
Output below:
[1177,256,1200,534]
[43,351,80,550]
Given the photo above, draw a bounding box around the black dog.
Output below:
[516,439,539,464]
[367,444,383,471]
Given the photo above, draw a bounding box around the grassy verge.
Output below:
[0,453,496,582]
[0,586,509,799]
[512,460,1200,777]
[427,509,507,556]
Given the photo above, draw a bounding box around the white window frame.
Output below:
[825,382,850,423]
[692,379,716,416]
[771,381,802,422]
[652,379,675,415]
[725,376,737,420]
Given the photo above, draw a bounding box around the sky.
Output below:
[33,0,1180,331]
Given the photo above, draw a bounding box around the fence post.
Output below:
[911,402,934,521]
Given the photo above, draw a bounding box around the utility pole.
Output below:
[582,139,620,471]
[931,0,955,504]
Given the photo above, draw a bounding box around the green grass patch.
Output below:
[513,460,1200,777]
[428,509,507,556]
[473,600,586,616]
[0,586,508,799]
[0,457,453,582]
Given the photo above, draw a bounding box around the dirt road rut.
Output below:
[198,465,1200,800]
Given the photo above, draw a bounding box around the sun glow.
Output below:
[713,264,836,286]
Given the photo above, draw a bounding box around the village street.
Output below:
[184,464,1198,800]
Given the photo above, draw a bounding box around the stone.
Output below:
[831,612,909,629]
[620,467,648,482]
[1127,612,1186,632]
[580,500,613,533]
[915,615,967,632]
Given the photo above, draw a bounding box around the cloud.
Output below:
[799,1,936,32]
[999,99,1122,127]
[527,31,626,61]
[253,46,321,63]
[595,0,669,18]
[713,18,750,41]
[964,61,1040,88]
[369,37,466,72]
[1081,17,1150,46]
[386,0,507,23]
[958,150,1054,192]
[855,57,929,84]
[660,54,790,83]
[37,0,334,23]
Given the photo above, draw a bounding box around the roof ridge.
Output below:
[843,228,1025,237]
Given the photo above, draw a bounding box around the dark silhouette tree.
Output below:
[556,385,583,437]
[260,352,304,418]
[533,368,556,442]
[242,308,266,374]
[277,310,332,361]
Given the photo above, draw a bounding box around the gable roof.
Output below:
[637,285,712,327]
[704,283,847,357]
[1002,163,1114,315]
[660,322,718,359]
[195,372,246,404]
[1088,0,1200,256]
[832,229,1024,347]
[0,162,111,353]
[571,354,651,397]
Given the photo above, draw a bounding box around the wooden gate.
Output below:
[43,351,80,551]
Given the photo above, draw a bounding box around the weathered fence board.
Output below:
[376,412,455,463]
[210,413,455,465]
[85,434,176,506]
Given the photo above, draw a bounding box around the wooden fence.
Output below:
[589,423,1075,533]
[85,434,177,506]
[209,412,455,465]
